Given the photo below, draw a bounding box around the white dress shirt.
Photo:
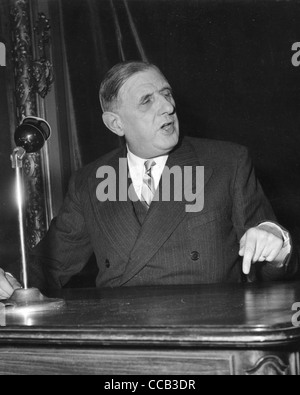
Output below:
[127,147,168,200]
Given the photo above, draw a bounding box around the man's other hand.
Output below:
[239,226,288,275]
[0,269,22,299]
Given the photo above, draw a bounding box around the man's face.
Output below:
[117,68,180,158]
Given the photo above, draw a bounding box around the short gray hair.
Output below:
[99,61,164,112]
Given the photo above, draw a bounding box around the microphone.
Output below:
[14,116,51,153]
[5,116,65,313]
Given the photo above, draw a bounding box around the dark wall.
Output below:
[132,0,300,238]
[61,0,300,243]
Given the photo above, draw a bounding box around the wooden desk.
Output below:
[0,282,299,375]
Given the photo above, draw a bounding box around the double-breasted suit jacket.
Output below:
[28,137,298,289]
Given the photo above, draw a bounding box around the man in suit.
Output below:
[0,61,298,297]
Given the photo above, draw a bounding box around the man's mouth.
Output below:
[160,121,174,133]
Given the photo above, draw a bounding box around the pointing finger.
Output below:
[242,233,256,275]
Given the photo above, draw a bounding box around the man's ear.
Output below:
[102,112,124,137]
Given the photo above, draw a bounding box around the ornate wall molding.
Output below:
[10,0,54,248]
[32,12,54,98]
[245,355,290,376]
[11,0,36,119]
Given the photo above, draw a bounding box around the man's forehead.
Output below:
[120,69,171,99]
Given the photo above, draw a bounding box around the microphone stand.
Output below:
[4,120,65,313]
[11,147,28,289]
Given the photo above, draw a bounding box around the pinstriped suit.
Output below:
[28,137,298,289]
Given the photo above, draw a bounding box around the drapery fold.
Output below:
[109,0,126,62]
[109,0,148,63]
[61,0,148,170]
[123,0,148,62]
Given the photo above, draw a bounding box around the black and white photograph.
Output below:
[0,0,300,376]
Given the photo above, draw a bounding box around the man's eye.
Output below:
[141,97,151,106]
[164,91,173,99]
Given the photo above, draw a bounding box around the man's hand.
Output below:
[239,226,286,275]
[0,269,22,300]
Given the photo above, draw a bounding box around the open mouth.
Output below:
[161,122,174,132]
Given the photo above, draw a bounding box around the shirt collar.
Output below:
[127,146,169,171]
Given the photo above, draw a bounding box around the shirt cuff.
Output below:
[257,221,291,265]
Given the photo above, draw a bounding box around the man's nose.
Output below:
[158,95,175,115]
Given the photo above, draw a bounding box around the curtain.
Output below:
[56,0,300,286]
[60,0,300,240]
[61,0,148,169]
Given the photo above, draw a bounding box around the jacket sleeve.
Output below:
[27,173,94,290]
[231,146,299,281]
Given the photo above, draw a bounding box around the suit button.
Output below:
[190,251,200,261]
[105,259,110,268]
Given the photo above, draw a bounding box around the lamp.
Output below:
[4,117,65,313]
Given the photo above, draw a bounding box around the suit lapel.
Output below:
[89,147,141,262]
[120,138,213,285]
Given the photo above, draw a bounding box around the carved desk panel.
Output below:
[0,282,299,375]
